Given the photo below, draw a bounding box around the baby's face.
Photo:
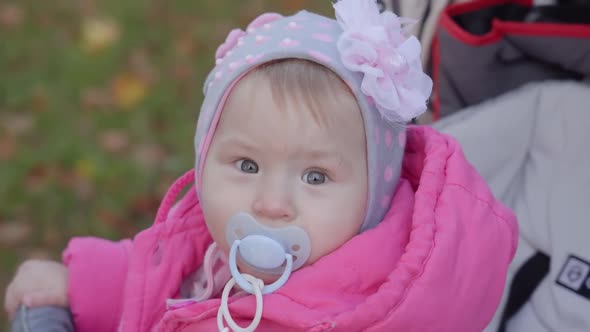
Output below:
[200,74,367,281]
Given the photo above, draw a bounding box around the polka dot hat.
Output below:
[194,1,432,232]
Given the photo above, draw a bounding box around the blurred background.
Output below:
[0,0,332,327]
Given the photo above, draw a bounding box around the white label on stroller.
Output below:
[556,255,590,301]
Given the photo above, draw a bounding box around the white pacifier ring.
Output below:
[229,240,293,295]
[217,274,264,332]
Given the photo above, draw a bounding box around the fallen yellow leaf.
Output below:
[112,72,149,109]
[82,16,120,53]
[75,158,96,180]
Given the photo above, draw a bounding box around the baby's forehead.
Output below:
[215,96,366,165]
[222,66,363,131]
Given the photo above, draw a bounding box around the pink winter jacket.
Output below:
[62,126,518,331]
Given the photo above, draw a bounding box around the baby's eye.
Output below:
[236,159,259,174]
[302,170,326,185]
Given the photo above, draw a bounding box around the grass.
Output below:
[0,0,333,328]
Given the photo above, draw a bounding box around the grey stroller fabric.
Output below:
[10,306,74,332]
[434,81,590,332]
[389,0,558,69]
[434,0,590,117]
[389,0,472,68]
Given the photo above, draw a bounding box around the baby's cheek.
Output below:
[206,219,229,247]
[306,233,340,264]
[201,206,229,246]
[306,219,360,264]
[303,252,323,266]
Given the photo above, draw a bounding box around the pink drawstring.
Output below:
[154,169,195,224]
[191,242,231,302]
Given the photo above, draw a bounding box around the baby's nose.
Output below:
[251,186,295,222]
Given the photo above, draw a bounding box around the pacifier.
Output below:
[225,212,311,295]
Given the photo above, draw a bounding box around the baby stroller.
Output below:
[391,0,590,330]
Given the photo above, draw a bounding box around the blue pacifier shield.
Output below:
[225,212,311,275]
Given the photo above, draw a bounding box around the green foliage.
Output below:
[0,0,332,328]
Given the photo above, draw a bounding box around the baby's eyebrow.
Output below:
[299,149,339,160]
[216,137,257,152]
[299,150,352,171]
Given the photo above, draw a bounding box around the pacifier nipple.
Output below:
[239,235,286,270]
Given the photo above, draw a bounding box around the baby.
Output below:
[5,1,518,331]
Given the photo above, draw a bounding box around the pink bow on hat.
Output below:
[334,0,432,123]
